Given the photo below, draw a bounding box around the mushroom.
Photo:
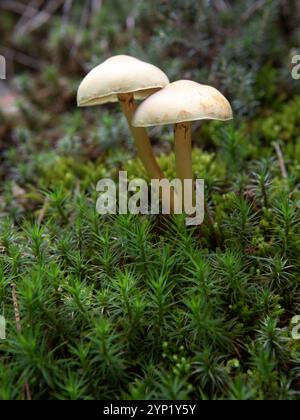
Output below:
[77,55,169,180]
[132,80,233,207]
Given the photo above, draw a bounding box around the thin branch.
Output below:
[15,0,65,37]
[11,284,21,333]
[213,0,229,13]
[11,283,32,401]
[242,0,267,20]
[73,0,91,48]
[15,0,45,32]
[61,0,73,36]
[0,46,42,70]
[273,141,288,179]
[38,199,49,226]
[126,14,136,30]
[0,0,39,15]
[91,0,102,14]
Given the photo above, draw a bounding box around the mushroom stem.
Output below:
[119,93,178,213]
[174,122,193,207]
[118,93,164,180]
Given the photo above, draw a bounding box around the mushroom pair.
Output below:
[77,55,233,211]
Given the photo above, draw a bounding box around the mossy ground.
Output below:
[0,0,300,400]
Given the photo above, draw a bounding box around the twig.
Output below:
[15,0,45,32]
[61,0,73,36]
[15,0,64,37]
[0,46,42,70]
[91,0,102,14]
[242,0,267,20]
[38,199,49,226]
[273,141,288,179]
[213,0,229,13]
[73,0,91,49]
[11,284,21,333]
[0,0,39,15]
[126,13,136,30]
[11,284,32,401]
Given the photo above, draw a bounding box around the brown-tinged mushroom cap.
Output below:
[132,80,233,127]
[77,55,169,107]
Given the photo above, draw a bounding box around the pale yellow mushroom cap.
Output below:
[77,55,169,107]
[132,80,233,127]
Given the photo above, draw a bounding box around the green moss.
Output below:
[253,97,300,144]
[125,149,226,181]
